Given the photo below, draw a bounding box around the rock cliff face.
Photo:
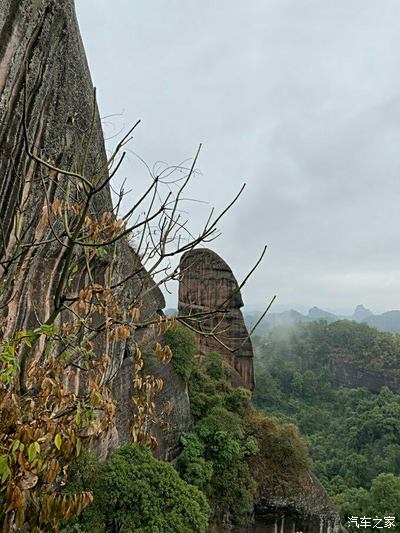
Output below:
[251,471,345,533]
[329,359,400,394]
[0,0,189,460]
[178,248,255,389]
[112,331,191,461]
[0,0,112,336]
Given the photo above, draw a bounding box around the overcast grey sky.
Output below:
[76,1,400,314]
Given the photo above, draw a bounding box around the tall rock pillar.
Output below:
[178,248,255,390]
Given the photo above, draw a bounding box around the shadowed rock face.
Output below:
[112,330,191,462]
[178,248,254,390]
[0,0,189,460]
[251,472,346,533]
[329,358,400,393]
[0,0,112,335]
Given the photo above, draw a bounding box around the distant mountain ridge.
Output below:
[245,304,400,335]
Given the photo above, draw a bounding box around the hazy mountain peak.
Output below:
[307,306,337,319]
[244,305,400,335]
[352,304,373,321]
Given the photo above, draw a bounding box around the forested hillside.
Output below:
[253,320,400,528]
[60,326,323,532]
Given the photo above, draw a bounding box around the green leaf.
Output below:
[54,434,62,450]
[0,455,8,474]
[28,443,37,462]
[74,412,81,426]
[43,341,53,358]
[35,324,55,337]
[96,247,107,258]
[11,440,20,453]
[1,466,11,484]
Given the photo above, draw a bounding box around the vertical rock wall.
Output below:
[0,0,190,460]
[252,471,347,533]
[0,0,111,335]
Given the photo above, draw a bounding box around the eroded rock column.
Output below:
[178,248,255,390]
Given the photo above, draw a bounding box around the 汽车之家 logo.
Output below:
[347,516,396,529]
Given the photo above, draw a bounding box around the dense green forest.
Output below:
[253,319,400,528]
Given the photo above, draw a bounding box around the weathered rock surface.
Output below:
[250,472,346,533]
[0,0,113,335]
[112,331,191,462]
[329,358,400,393]
[178,248,254,389]
[0,0,189,460]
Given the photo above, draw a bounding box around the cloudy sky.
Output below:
[76,1,400,315]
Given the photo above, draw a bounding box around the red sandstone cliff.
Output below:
[0,0,189,460]
[178,248,255,390]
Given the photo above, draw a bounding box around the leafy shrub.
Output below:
[223,387,251,414]
[205,352,228,380]
[188,352,232,419]
[177,433,213,489]
[178,410,257,526]
[66,445,209,533]
[244,411,311,495]
[196,406,243,442]
[208,460,256,525]
[164,326,197,380]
